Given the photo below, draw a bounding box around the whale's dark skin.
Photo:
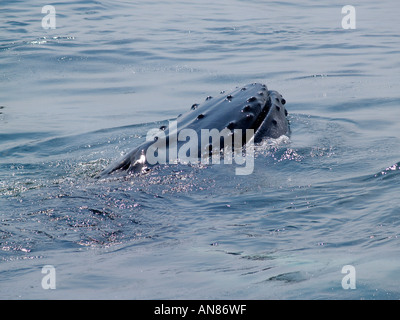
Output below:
[100,83,289,176]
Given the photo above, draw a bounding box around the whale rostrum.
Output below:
[100,83,289,177]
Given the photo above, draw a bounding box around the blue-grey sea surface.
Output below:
[1,0,400,299]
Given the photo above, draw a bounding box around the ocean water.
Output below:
[1,0,400,299]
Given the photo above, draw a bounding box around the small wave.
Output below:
[0,106,5,122]
[0,121,160,161]
[374,162,400,179]
[0,36,76,52]
[288,72,368,81]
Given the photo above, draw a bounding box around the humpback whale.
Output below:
[100,83,289,177]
